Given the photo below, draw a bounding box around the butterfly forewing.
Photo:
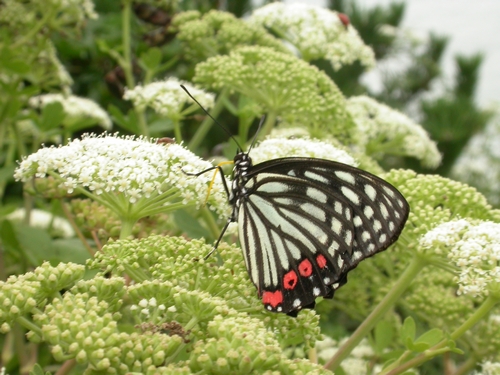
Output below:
[235,157,409,314]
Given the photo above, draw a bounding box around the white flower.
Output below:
[29,94,111,130]
[7,208,74,238]
[474,361,500,375]
[14,133,229,218]
[123,77,215,118]
[346,96,441,168]
[249,137,356,166]
[249,3,375,71]
[420,219,500,298]
[451,116,500,205]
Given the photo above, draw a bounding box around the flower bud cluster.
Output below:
[194,46,354,140]
[171,10,288,61]
[0,262,85,332]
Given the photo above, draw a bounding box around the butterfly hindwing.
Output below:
[236,157,409,314]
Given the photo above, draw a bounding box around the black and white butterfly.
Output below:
[182,87,410,316]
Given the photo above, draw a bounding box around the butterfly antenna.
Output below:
[180,85,243,151]
[247,115,266,154]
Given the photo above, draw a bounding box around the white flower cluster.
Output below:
[249,3,375,71]
[29,94,111,130]
[474,361,500,375]
[14,134,229,216]
[123,77,215,118]
[420,220,500,298]
[346,96,441,168]
[451,117,500,205]
[249,137,356,166]
[7,208,74,238]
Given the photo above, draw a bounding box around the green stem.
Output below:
[188,89,228,151]
[382,294,500,375]
[200,206,222,240]
[12,8,55,48]
[173,118,182,144]
[325,255,427,371]
[258,111,278,140]
[16,316,43,337]
[121,0,134,88]
[450,294,498,340]
[119,218,136,240]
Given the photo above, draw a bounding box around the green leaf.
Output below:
[173,209,210,240]
[0,49,30,74]
[414,328,443,348]
[400,316,416,349]
[51,238,91,265]
[15,224,55,265]
[39,101,65,131]
[140,47,162,71]
[374,320,395,355]
[0,165,16,184]
[29,364,50,375]
[108,104,140,133]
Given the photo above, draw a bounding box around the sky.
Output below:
[283,0,500,108]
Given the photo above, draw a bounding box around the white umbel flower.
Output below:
[29,94,111,130]
[14,133,229,218]
[249,3,375,71]
[123,77,215,118]
[249,137,356,166]
[420,220,500,298]
[7,208,75,238]
[347,96,441,168]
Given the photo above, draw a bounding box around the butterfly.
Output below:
[181,87,410,316]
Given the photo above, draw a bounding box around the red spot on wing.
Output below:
[262,290,283,308]
[298,259,313,277]
[316,254,327,268]
[283,270,298,289]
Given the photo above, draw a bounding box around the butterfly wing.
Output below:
[237,157,409,314]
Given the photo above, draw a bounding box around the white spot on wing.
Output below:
[331,218,342,235]
[335,202,343,214]
[364,184,377,201]
[301,203,326,221]
[353,216,363,226]
[328,241,340,257]
[271,230,289,270]
[373,220,382,232]
[380,202,389,219]
[379,233,387,243]
[362,231,371,242]
[364,206,374,219]
[335,171,356,184]
[293,299,301,308]
[304,170,329,184]
[341,186,360,205]
[313,287,320,296]
[257,181,289,194]
[307,187,327,204]
[383,186,396,198]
